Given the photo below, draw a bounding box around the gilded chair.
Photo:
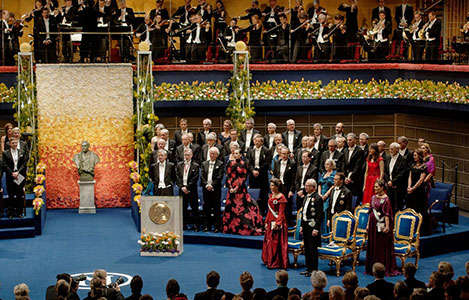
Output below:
[354,204,370,265]
[318,211,358,276]
[393,208,423,269]
[288,209,304,268]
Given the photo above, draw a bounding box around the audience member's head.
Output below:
[342,271,359,292]
[310,271,327,291]
[56,279,70,300]
[428,271,445,289]
[353,287,370,300]
[275,270,288,287]
[166,279,181,299]
[288,288,302,298]
[206,271,221,289]
[372,262,386,280]
[329,286,345,300]
[89,278,105,299]
[394,281,410,300]
[14,283,30,299]
[438,262,455,283]
[253,288,267,300]
[240,272,254,292]
[93,269,107,285]
[140,295,153,300]
[363,296,380,300]
[409,288,427,300]
[403,262,418,280]
[130,275,143,296]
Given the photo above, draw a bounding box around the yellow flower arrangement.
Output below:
[33,198,44,215]
[33,185,45,197]
[138,231,181,253]
[35,174,46,185]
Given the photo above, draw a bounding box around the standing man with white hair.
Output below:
[176,148,200,231]
[175,133,201,164]
[197,118,214,146]
[377,140,389,161]
[383,142,408,211]
[264,122,278,150]
[149,149,175,196]
[300,178,323,277]
[282,119,302,154]
[200,133,223,162]
[201,147,224,232]
[397,136,413,167]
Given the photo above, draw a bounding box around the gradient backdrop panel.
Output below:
[36,64,134,208]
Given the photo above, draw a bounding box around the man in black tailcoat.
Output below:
[246,134,271,215]
[149,149,175,196]
[343,133,365,206]
[327,172,353,228]
[176,148,200,230]
[384,142,408,211]
[3,138,28,218]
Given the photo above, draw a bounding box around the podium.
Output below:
[140,196,183,256]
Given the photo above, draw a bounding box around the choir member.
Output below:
[424,11,441,62]
[239,118,259,153]
[282,119,302,154]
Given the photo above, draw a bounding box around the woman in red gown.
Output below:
[262,178,289,269]
[362,143,384,205]
[222,149,263,236]
[366,179,400,276]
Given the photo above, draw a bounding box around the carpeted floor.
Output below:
[0,208,468,300]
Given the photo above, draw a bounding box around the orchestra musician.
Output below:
[263,0,284,61]
[372,0,392,26]
[77,0,98,63]
[392,0,413,59]
[423,10,441,62]
[113,0,135,63]
[185,13,210,63]
[1,12,24,66]
[241,14,263,62]
[35,7,58,63]
[338,0,358,43]
[173,0,196,61]
[276,13,290,63]
[151,15,170,60]
[307,0,326,25]
[238,0,262,25]
[57,0,77,63]
[150,0,169,22]
[405,10,425,62]
[196,0,213,22]
[94,0,112,62]
[364,11,391,61]
[331,15,347,61]
[312,13,331,62]
[291,13,312,63]
[213,0,227,39]
[23,1,44,63]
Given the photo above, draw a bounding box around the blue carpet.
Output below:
[0,208,468,300]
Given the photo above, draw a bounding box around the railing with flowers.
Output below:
[129,161,143,212]
[32,162,46,215]
[138,231,181,254]
[154,81,229,101]
[152,79,469,104]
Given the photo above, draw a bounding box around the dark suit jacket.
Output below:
[272,158,296,193]
[292,163,317,193]
[2,148,28,179]
[315,134,329,153]
[175,143,201,163]
[201,160,224,189]
[366,280,394,300]
[327,185,353,221]
[35,16,59,43]
[282,130,303,152]
[404,278,426,294]
[246,146,271,174]
[223,139,244,158]
[176,160,200,189]
[383,154,408,188]
[174,130,192,146]
[264,134,277,150]
[400,148,414,168]
[200,144,224,162]
[112,7,135,26]
[266,287,289,300]
[194,288,225,300]
[149,7,169,21]
[319,150,344,173]
[197,130,215,146]
[427,18,442,41]
[301,192,323,232]
[372,6,392,23]
[395,4,414,26]
[149,161,175,188]
[343,146,365,194]
[239,129,260,152]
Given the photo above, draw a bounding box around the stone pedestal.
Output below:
[78,180,96,214]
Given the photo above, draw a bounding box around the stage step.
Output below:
[0,208,35,229]
[0,226,36,239]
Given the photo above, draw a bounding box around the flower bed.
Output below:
[138,231,181,254]
[153,79,469,104]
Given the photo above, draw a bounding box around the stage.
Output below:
[0,208,468,300]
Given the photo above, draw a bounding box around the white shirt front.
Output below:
[279,159,287,183]
[44,18,50,39]
[348,146,355,162]
[399,148,406,157]
[314,139,320,151]
[288,131,295,152]
[331,187,341,214]
[11,148,18,171]
[301,163,309,188]
[254,147,262,168]
[400,4,407,24]
[389,154,398,180]
[302,193,313,221]
[318,25,325,43]
[245,130,253,150]
[328,151,334,160]
[376,23,388,42]
[207,161,216,186]
[268,134,275,148]
[183,161,190,186]
[164,140,169,151]
[412,20,422,41]
[158,162,166,188]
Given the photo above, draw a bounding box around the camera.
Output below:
[108,277,124,288]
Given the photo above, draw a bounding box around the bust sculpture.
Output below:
[73,141,100,182]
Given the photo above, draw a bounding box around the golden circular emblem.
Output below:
[149,203,171,225]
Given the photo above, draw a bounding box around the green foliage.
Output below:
[227,56,255,132]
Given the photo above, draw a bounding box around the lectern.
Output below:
[139,196,183,256]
